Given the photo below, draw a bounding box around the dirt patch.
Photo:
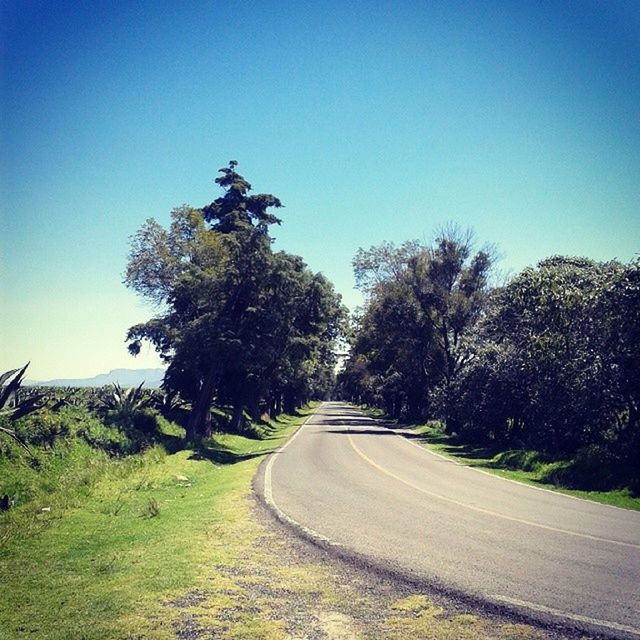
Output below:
[314,611,359,639]
[166,493,584,640]
[168,590,211,609]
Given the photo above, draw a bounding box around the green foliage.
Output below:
[125,163,346,438]
[491,450,549,473]
[542,444,637,493]
[453,256,638,469]
[150,387,187,414]
[5,405,156,460]
[0,401,179,549]
[98,381,151,413]
[0,363,47,420]
[345,238,640,494]
[0,363,52,459]
[78,414,142,455]
[339,226,493,423]
[140,497,160,518]
[11,408,71,448]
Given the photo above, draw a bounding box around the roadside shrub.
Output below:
[79,419,140,456]
[104,407,158,434]
[0,416,16,458]
[0,406,161,460]
[11,409,69,448]
[0,435,110,510]
[543,444,623,491]
[492,450,546,473]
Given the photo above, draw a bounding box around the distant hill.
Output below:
[27,368,166,389]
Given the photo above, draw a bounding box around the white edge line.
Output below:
[266,404,639,636]
[492,595,640,637]
[395,425,637,513]
[263,403,341,547]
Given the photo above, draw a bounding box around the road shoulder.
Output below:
[251,413,595,640]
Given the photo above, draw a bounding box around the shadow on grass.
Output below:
[162,406,313,464]
[362,408,640,500]
[188,443,273,465]
[271,414,293,424]
[410,432,504,464]
[156,432,186,455]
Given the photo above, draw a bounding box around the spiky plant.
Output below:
[151,388,187,414]
[99,382,151,413]
[0,364,48,420]
[0,363,45,458]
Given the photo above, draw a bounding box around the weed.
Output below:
[94,555,119,575]
[100,491,126,516]
[141,497,160,518]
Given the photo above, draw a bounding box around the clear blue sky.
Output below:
[1,0,639,379]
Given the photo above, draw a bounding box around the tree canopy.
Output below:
[342,227,494,424]
[340,235,640,492]
[125,162,346,438]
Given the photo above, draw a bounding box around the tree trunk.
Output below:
[268,395,279,419]
[249,394,262,422]
[186,372,217,440]
[229,403,246,433]
[283,391,297,415]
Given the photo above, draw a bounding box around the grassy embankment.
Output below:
[0,405,313,638]
[372,413,640,511]
[2,404,545,640]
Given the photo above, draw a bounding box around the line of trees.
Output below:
[125,162,346,439]
[338,229,639,489]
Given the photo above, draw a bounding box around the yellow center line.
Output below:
[347,433,640,551]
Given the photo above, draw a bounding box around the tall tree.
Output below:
[125,163,345,438]
[407,227,494,430]
[342,228,493,425]
[125,204,232,438]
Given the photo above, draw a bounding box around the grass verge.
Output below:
[2,403,549,639]
[0,407,312,639]
[406,421,640,511]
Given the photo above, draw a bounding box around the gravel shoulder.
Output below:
[251,456,601,640]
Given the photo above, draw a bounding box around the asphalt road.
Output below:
[261,402,640,638]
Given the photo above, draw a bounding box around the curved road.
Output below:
[261,402,640,638]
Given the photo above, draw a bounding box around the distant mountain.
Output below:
[27,368,166,389]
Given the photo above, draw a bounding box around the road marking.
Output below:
[265,407,640,637]
[347,433,640,550]
[397,430,636,513]
[263,405,341,547]
[491,595,640,637]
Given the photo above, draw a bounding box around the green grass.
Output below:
[0,408,313,639]
[1,404,547,639]
[408,422,640,511]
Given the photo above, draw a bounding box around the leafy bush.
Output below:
[1,405,163,461]
[11,409,70,448]
[79,418,141,456]
[543,444,637,493]
[492,450,547,473]
[104,406,159,436]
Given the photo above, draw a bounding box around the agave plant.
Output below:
[0,363,48,420]
[99,381,151,413]
[151,388,187,414]
[0,363,45,458]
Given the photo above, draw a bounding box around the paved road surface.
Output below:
[261,402,640,638]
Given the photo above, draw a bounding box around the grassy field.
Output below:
[0,408,312,639]
[1,404,548,639]
[406,422,640,511]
